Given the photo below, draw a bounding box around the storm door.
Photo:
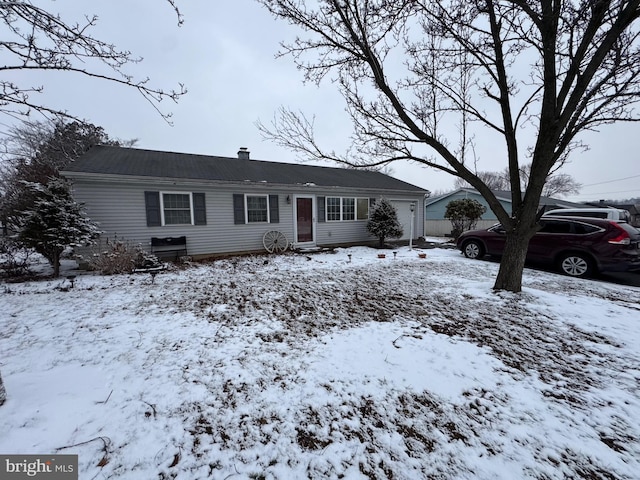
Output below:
[295,196,314,244]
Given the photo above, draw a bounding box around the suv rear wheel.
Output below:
[558,252,594,277]
[462,240,485,259]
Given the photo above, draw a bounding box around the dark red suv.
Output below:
[456,216,640,277]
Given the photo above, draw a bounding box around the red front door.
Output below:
[296,197,313,243]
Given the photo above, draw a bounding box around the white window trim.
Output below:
[160,191,194,226]
[326,197,369,222]
[244,194,270,224]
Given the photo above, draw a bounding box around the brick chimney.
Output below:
[237,147,250,159]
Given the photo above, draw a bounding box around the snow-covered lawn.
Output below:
[1,245,639,479]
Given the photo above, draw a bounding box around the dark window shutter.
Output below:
[269,194,279,223]
[233,194,245,224]
[145,191,161,227]
[317,196,326,223]
[193,193,206,225]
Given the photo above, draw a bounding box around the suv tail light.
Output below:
[607,222,631,245]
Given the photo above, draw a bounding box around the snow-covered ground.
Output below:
[1,245,639,479]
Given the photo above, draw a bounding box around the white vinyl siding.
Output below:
[67,179,424,257]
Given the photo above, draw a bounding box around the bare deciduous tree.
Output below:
[0,1,186,122]
[257,0,640,292]
[454,171,510,191]
[516,164,582,198]
[454,164,582,197]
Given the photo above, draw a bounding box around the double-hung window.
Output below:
[233,193,280,225]
[144,191,207,227]
[162,193,193,225]
[246,195,269,223]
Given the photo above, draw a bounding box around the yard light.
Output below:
[409,202,416,250]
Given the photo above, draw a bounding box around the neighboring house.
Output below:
[616,204,640,227]
[424,188,585,236]
[61,145,428,258]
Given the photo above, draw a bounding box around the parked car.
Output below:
[457,216,640,277]
[543,207,631,223]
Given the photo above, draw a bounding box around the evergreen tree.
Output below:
[367,198,403,248]
[18,179,100,277]
[445,199,487,239]
[0,119,124,232]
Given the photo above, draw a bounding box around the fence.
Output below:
[424,219,498,237]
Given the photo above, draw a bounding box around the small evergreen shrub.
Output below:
[367,198,403,248]
[444,198,487,239]
[17,179,100,277]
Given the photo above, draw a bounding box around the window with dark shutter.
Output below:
[145,191,161,227]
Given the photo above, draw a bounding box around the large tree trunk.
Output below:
[493,230,533,293]
[0,370,6,406]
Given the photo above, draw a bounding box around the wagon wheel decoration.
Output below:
[263,230,289,253]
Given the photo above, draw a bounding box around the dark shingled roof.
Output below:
[63,145,426,192]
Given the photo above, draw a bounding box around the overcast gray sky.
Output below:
[4,0,639,202]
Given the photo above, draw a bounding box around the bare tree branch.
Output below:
[256,0,640,291]
[0,1,187,123]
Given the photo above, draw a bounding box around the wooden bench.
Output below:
[151,236,187,261]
